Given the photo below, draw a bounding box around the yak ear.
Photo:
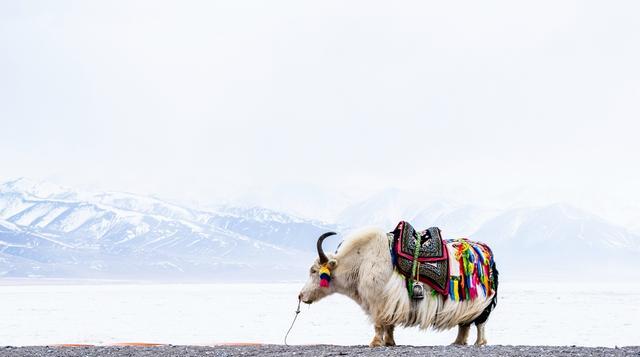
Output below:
[328,258,338,269]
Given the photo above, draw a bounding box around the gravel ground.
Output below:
[1,345,639,357]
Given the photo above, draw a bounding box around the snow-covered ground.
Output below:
[0,281,638,347]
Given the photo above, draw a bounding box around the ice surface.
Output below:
[0,282,637,347]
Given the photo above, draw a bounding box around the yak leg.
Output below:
[474,322,487,346]
[383,325,396,346]
[452,323,471,345]
[369,324,385,347]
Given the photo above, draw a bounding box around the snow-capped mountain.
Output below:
[0,178,335,280]
[2,178,638,281]
[336,189,640,279]
[471,203,640,279]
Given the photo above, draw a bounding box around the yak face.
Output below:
[299,231,339,304]
[298,258,338,304]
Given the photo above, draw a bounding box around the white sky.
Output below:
[1,1,640,207]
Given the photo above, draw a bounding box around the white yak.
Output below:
[298,228,499,347]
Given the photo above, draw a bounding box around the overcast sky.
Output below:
[1,1,639,207]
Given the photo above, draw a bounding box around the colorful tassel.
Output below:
[453,278,460,301]
[449,279,455,300]
[446,238,495,302]
[319,265,331,288]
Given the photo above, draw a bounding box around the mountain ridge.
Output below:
[1,178,638,280]
[0,178,334,280]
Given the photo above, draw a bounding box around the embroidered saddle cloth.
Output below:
[389,221,449,295]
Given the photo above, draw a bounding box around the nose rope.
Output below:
[284,299,302,346]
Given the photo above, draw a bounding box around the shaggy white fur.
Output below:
[298,227,496,346]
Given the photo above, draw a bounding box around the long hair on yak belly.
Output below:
[378,271,495,330]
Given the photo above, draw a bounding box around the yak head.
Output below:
[298,232,339,304]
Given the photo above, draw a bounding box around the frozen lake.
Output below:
[0,281,638,347]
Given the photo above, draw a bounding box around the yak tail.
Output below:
[473,261,499,326]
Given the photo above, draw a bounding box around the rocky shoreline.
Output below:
[1,345,639,357]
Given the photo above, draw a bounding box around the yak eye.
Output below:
[310,268,317,274]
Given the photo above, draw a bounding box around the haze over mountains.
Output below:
[0,178,333,281]
[1,178,638,281]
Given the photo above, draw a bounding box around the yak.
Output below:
[298,228,498,347]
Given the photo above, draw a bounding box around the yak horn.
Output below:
[316,232,337,264]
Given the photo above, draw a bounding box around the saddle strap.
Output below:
[408,233,423,298]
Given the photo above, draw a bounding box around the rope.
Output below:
[284,299,301,346]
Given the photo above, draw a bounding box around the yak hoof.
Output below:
[369,338,384,347]
[384,340,396,347]
[451,341,467,346]
[474,340,487,346]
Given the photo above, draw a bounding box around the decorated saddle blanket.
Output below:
[389,221,496,301]
[389,221,449,295]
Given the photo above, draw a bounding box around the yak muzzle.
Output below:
[298,292,313,304]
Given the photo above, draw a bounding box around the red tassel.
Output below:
[320,279,329,288]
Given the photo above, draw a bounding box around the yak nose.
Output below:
[297,292,303,301]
